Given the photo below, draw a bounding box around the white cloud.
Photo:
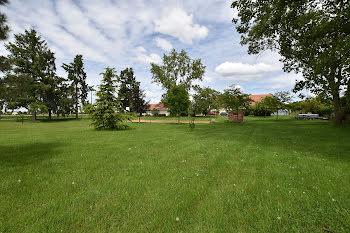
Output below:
[266,73,304,90]
[235,85,244,91]
[2,0,294,103]
[144,89,163,103]
[155,37,173,51]
[203,76,214,83]
[154,7,208,44]
[215,62,280,81]
[135,46,162,64]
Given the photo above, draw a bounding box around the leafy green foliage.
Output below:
[163,85,190,118]
[189,118,195,131]
[251,99,273,117]
[300,97,333,117]
[262,96,280,119]
[90,68,128,130]
[150,49,205,91]
[219,85,252,112]
[192,87,219,116]
[232,0,350,124]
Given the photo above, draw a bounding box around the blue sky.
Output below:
[1,0,302,103]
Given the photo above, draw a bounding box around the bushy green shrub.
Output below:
[319,105,333,117]
[251,104,272,116]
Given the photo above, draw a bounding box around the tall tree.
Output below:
[55,76,73,117]
[118,67,138,111]
[62,55,88,119]
[90,68,128,130]
[0,0,10,113]
[150,49,206,91]
[232,0,350,124]
[130,85,149,122]
[192,87,220,116]
[219,85,252,119]
[5,29,57,121]
[162,85,190,123]
[0,56,11,113]
[0,0,9,41]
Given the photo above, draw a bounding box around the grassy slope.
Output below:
[0,118,349,232]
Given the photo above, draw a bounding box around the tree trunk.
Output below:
[332,93,343,125]
[75,107,78,119]
[139,113,141,123]
[276,109,279,120]
[328,69,343,125]
[75,82,79,119]
[32,111,36,121]
[48,109,52,120]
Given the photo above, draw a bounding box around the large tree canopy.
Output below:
[162,85,190,120]
[219,85,252,113]
[150,49,206,91]
[232,0,350,124]
[5,28,57,120]
[192,87,220,116]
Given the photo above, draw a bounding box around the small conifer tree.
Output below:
[90,67,128,130]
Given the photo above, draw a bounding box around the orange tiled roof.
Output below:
[249,94,273,105]
[148,102,168,110]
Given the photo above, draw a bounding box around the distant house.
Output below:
[215,94,273,114]
[249,94,273,105]
[146,103,170,116]
[146,95,273,116]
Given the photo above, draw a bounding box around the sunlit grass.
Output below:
[0,117,349,232]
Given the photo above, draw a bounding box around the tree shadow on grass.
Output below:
[37,118,87,123]
[0,142,64,168]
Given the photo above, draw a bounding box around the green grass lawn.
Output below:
[1,117,349,232]
[139,115,226,122]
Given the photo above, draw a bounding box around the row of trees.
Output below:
[150,50,250,119]
[0,29,90,120]
[151,0,350,125]
[0,28,149,123]
[149,49,328,121]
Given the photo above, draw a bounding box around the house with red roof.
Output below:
[146,94,273,116]
[249,94,273,105]
[213,94,273,114]
[146,102,170,116]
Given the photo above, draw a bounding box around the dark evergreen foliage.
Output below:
[62,55,88,119]
[4,29,58,120]
[90,68,128,130]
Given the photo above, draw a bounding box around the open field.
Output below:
[1,117,350,232]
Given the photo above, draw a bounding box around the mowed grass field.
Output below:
[0,117,350,232]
